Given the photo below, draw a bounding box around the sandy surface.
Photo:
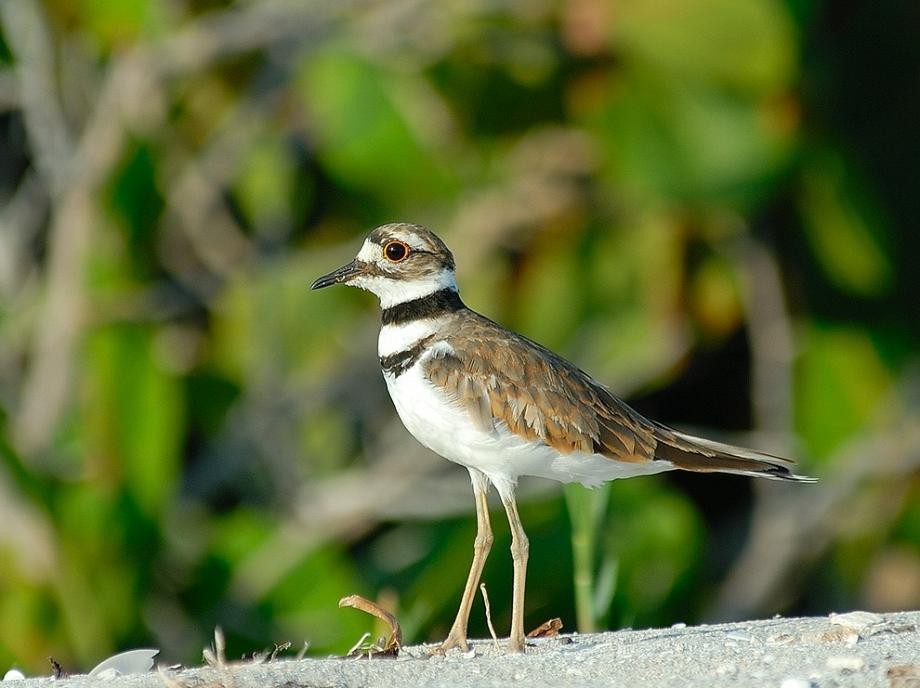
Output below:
[6,610,919,687]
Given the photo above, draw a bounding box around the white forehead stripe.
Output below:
[401,231,430,249]
[356,239,379,262]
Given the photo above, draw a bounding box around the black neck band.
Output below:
[381,288,464,326]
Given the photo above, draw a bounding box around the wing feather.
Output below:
[417,310,810,481]
[422,311,658,465]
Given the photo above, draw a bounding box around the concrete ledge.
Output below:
[9,611,919,688]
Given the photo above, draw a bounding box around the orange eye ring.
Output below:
[383,240,410,262]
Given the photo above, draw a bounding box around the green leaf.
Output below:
[795,324,894,459]
[602,480,703,625]
[106,139,164,279]
[690,253,742,338]
[589,69,795,205]
[235,135,300,236]
[269,546,368,653]
[515,231,586,349]
[75,0,166,48]
[297,47,453,204]
[615,0,798,94]
[799,149,894,296]
[83,325,184,515]
[211,252,367,383]
[578,215,686,390]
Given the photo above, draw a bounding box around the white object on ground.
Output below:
[88,649,159,678]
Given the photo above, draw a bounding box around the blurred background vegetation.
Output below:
[0,0,918,674]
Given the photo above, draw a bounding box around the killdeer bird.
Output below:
[312,222,814,654]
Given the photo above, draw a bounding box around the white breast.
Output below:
[382,352,673,496]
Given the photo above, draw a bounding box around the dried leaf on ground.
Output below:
[338,594,402,658]
[527,618,564,638]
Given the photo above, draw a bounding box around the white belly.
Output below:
[383,360,672,494]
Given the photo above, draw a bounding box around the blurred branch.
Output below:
[0,470,56,579]
[154,0,363,292]
[450,127,598,269]
[13,51,160,459]
[0,169,46,298]
[10,0,360,458]
[157,98,289,299]
[152,0,357,78]
[230,424,557,602]
[709,232,920,620]
[732,234,795,439]
[0,68,18,112]
[230,438,470,601]
[0,0,74,195]
[0,170,46,412]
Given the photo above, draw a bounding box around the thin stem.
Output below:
[564,483,610,633]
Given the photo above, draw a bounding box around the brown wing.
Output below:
[423,311,658,464]
[423,311,811,481]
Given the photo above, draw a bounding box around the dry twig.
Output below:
[338,594,402,658]
[203,627,227,668]
[479,583,500,647]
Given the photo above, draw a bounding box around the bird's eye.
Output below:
[384,241,409,262]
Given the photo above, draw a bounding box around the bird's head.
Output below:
[311,223,457,308]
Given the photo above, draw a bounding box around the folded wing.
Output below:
[424,312,812,482]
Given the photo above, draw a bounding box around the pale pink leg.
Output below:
[500,488,529,653]
[435,469,493,653]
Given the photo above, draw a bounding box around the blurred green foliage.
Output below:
[0,0,918,675]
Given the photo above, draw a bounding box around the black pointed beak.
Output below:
[311,260,363,290]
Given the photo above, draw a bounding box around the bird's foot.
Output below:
[429,629,470,656]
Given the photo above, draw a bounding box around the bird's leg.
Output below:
[436,469,493,654]
[500,489,529,653]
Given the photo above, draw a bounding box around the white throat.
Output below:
[354,269,458,309]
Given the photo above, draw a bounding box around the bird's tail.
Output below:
[654,428,816,483]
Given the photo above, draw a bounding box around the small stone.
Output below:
[887,665,920,688]
[826,655,866,672]
[829,611,883,633]
[671,622,687,629]
[724,630,755,643]
[461,649,476,659]
[820,626,859,646]
[3,669,25,681]
[715,663,737,675]
[780,678,812,688]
